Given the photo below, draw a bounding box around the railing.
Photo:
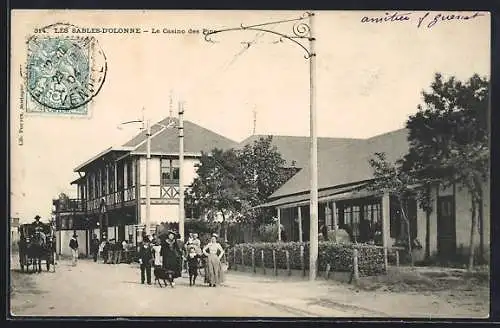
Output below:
[54,199,84,213]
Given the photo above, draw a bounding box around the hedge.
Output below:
[227,241,386,277]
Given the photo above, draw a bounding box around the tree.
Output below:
[368,152,417,266]
[404,73,489,270]
[186,136,298,242]
[185,148,247,241]
[238,136,298,229]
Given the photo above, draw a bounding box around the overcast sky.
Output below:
[10,10,490,222]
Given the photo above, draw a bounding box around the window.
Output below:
[117,163,124,190]
[101,167,108,195]
[161,158,180,185]
[343,205,361,242]
[88,175,94,199]
[127,160,134,187]
[390,196,417,240]
[108,165,115,193]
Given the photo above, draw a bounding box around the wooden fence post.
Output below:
[396,249,400,267]
[285,250,291,276]
[261,249,266,275]
[233,248,237,271]
[300,244,305,277]
[251,248,256,273]
[241,248,245,267]
[272,249,277,276]
[353,248,360,283]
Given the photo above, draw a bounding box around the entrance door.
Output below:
[118,225,126,242]
[437,196,456,261]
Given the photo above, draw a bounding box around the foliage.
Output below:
[403,73,489,270]
[367,152,416,265]
[227,241,386,277]
[186,136,298,237]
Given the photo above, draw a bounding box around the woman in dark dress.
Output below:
[160,231,182,286]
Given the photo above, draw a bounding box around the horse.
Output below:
[25,232,46,273]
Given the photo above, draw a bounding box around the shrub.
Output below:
[227,241,386,277]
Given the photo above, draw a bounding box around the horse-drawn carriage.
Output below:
[18,222,56,273]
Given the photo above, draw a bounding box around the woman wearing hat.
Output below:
[160,230,182,286]
[202,233,225,287]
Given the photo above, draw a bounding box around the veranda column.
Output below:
[277,208,281,242]
[332,201,338,231]
[298,206,303,242]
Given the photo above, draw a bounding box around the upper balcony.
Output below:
[53,198,85,214]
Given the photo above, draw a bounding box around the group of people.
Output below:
[138,231,226,288]
[92,236,132,264]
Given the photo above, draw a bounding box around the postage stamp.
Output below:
[23,23,107,116]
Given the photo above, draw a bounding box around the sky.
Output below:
[10,10,490,223]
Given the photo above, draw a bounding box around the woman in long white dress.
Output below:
[202,233,225,287]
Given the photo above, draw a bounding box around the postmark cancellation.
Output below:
[22,25,107,116]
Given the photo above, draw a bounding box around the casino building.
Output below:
[52,117,237,256]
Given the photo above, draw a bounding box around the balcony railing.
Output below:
[54,199,84,213]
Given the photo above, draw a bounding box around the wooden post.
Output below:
[251,248,256,273]
[233,248,237,271]
[241,248,245,267]
[298,206,303,242]
[261,249,266,275]
[353,248,360,283]
[300,244,305,277]
[382,193,390,270]
[272,249,277,276]
[285,250,291,276]
[396,249,400,267]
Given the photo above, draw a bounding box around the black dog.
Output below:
[153,267,174,288]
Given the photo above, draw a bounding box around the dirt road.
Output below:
[9,256,488,318]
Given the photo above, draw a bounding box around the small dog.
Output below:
[153,266,174,288]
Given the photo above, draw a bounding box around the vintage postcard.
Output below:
[10,10,490,318]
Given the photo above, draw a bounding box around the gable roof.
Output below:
[269,128,410,199]
[74,117,238,172]
[237,135,363,168]
[124,117,238,154]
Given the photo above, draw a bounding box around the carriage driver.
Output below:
[33,215,44,230]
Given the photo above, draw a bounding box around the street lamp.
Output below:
[204,11,319,281]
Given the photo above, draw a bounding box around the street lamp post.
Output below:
[145,119,152,236]
[118,117,174,239]
[178,102,185,241]
[204,11,319,280]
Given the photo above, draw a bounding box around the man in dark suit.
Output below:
[138,238,153,284]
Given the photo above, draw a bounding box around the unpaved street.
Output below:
[9,255,488,318]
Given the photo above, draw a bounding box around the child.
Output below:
[186,246,200,286]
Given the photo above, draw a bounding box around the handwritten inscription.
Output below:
[361,11,485,28]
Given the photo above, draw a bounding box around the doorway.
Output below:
[437,196,456,261]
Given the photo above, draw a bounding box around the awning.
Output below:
[70,176,86,185]
[255,181,371,209]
